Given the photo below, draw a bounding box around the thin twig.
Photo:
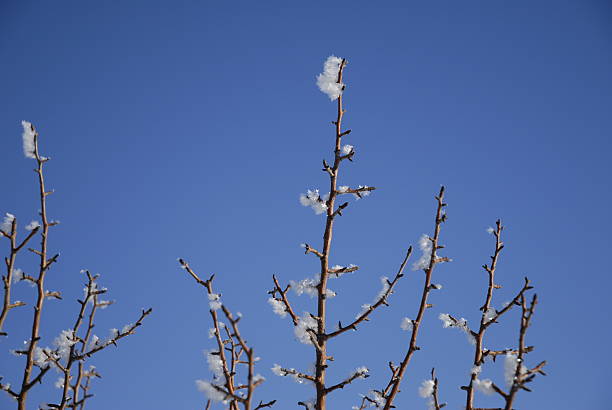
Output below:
[381,186,449,410]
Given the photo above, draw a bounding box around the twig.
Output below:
[16,124,56,410]
[179,259,274,410]
[0,218,39,336]
[381,186,449,410]
[326,247,411,339]
[431,368,445,410]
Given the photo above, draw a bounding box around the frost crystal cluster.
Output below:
[291,274,335,298]
[267,297,287,318]
[299,189,329,215]
[504,353,527,386]
[413,234,433,270]
[21,120,36,159]
[439,313,475,344]
[316,56,344,100]
[294,313,318,344]
[208,293,222,311]
[1,213,15,235]
[400,317,413,331]
[473,377,495,395]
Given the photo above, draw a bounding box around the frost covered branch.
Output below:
[503,294,546,410]
[22,271,151,410]
[326,247,411,339]
[359,187,450,410]
[0,122,151,410]
[272,56,399,410]
[179,259,274,410]
[268,274,300,326]
[323,367,369,394]
[271,364,315,383]
[0,213,39,336]
[417,368,445,410]
[178,56,547,410]
[436,220,547,410]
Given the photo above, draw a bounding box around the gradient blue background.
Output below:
[1,1,610,409]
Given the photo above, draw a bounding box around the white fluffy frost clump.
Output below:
[299,189,328,215]
[355,276,392,319]
[413,234,433,271]
[316,56,344,100]
[267,297,287,318]
[21,121,36,159]
[208,293,222,311]
[205,351,224,378]
[54,329,78,361]
[439,313,476,345]
[504,353,527,386]
[400,317,413,331]
[418,379,435,398]
[196,379,227,403]
[1,213,15,235]
[294,313,318,344]
[473,377,495,395]
[291,274,335,298]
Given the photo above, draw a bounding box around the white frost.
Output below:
[316,56,344,100]
[299,189,328,215]
[268,297,287,318]
[400,317,413,331]
[291,275,335,298]
[418,379,435,398]
[412,234,433,270]
[352,366,369,379]
[21,121,36,159]
[53,330,77,361]
[341,144,354,155]
[504,353,527,386]
[438,313,475,345]
[11,268,24,284]
[294,313,318,344]
[353,185,371,200]
[473,378,495,395]
[25,220,41,231]
[208,293,222,311]
[1,213,15,235]
[376,276,390,300]
[271,364,286,376]
[483,307,496,324]
[54,377,65,389]
[196,380,226,403]
[356,304,371,319]
[205,351,224,378]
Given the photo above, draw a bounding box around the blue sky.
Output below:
[1,1,610,409]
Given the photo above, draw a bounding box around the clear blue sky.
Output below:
[1,1,610,409]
